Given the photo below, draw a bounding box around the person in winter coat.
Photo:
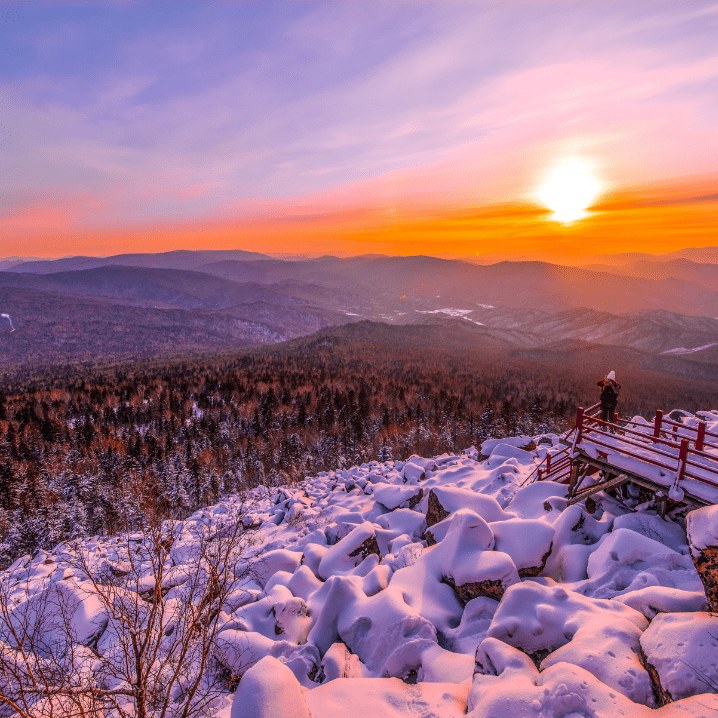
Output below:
[597,370,620,430]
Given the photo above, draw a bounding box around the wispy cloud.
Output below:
[2,1,718,251]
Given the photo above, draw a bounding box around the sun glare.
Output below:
[537,160,603,223]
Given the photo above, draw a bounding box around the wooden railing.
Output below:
[525,405,718,498]
[575,405,718,494]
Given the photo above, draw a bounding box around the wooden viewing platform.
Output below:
[524,403,718,512]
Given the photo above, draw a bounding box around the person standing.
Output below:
[597,371,620,431]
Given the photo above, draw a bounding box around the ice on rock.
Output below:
[640,612,718,702]
[488,443,535,464]
[587,528,681,578]
[374,507,427,542]
[543,504,613,583]
[286,564,324,602]
[306,575,367,655]
[8,431,718,718]
[273,596,312,644]
[390,510,516,634]
[230,655,311,718]
[229,584,294,639]
[358,562,392,595]
[214,630,277,675]
[686,504,718,555]
[686,504,718,610]
[402,455,437,484]
[469,659,717,718]
[488,518,554,576]
[480,436,535,456]
[336,584,438,677]
[443,596,499,655]
[7,580,109,651]
[540,614,655,705]
[300,543,328,577]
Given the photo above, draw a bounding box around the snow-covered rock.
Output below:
[4,422,718,717]
[640,612,718,702]
[686,504,718,611]
[230,655,311,718]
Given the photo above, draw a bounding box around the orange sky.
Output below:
[7,178,718,260]
[3,2,718,259]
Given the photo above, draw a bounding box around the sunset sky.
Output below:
[2,1,718,259]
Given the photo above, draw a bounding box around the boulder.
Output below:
[640,611,718,703]
[230,655,311,718]
[686,505,718,611]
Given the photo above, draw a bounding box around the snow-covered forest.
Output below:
[3,337,714,570]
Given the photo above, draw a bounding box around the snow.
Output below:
[686,503,718,553]
[662,341,718,354]
[2,419,718,717]
[231,655,311,718]
[640,612,718,700]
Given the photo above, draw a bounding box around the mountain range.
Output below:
[1,249,717,379]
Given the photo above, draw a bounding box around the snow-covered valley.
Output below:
[2,415,718,718]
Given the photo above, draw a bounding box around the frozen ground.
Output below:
[1,413,717,717]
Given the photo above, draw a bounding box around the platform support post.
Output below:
[653,410,663,440]
[575,407,584,443]
[568,462,580,498]
[678,438,689,482]
[696,422,706,452]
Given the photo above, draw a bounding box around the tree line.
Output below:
[1,334,715,568]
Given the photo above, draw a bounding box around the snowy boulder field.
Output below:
[2,426,718,717]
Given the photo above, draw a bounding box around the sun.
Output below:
[536,159,603,223]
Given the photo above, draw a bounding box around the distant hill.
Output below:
[4,249,270,274]
[2,253,718,376]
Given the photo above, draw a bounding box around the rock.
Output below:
[442,575,505,604]
[230,655,311,718]
[348,534,381,561]
[686,505,718,611]
[426,489,450,527]
[692,546,718,610]
[423,486,515,526]
[318,523,381,579]
[488,518,554,578]
[322,641,363,681]
[639,611,718,703]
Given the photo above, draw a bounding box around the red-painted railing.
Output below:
[574,405,718,496]
[526,405,718,499]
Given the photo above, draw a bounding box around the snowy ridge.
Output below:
[1,418,718,717]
